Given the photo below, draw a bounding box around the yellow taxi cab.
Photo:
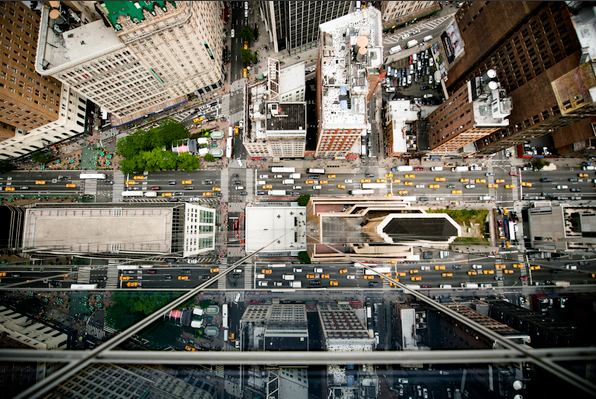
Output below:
[193,117,203,124]
[390,281,398,286]
[133,176,144,180]
[305,180,314,185]
[360,179,371,183]
[452,190,462,194]
[579,173,589,178]
[235,126,239,135]
[496,179,505,183]
[529,265,541,270]
[404,181,413,186]
[243,68,248,78]
[460,178,469,183]
[411,276,422,281]
[521,182,532,187]
[338,184,346,189]
[125,181,135,185]
[320,180,328,184]
[409,269,418,274]
[475,179,486,184]
[327,174,336,179]
[66,183,76,188]
[119,276,130,280]
[435,177,446,182]
[397,272,406,277]
[504,269,514,274]
[0,272,5,277]
[261,269,272,274]
[468,271,477,275]
[202,192,213,197]
[591,273,596,278]
[182,180,192,185]
[364,275,374,280]
[162,192,173,197]
[483,270,495,275]
[512,263,523,268]
[244,41,248,50]
[398,190,408,195]
[339,268,348,274]
[178,276,189,280]
[391,179,401,184]
[384,192,394,197]
[35,180,46,185]
[442,273,453,277]
[5,187,15,191]
[212,187,221,191]
[263,184,273,189]
[376,179,386,183]
[385,173,393,178]
[389,260,398,264]
[505,184,516,189]
[306,274,315,279]
[434,265,445,271]
[330,280,338,286]
[127,282,138,287]
[405,174,415,179]
[184,346,196,352]
[429,184,439,189]
[495,264,506,269]
[321,274,330,279]
[488,184,498,188]
[210,268,219,273]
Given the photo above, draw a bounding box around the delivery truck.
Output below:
[461,283,479,288]
[406,39,419,48]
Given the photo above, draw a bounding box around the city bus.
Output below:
[222,304,229,329]
[270,167,296,173]
[307,168,325,174]
[362,183,387,189]
[349,189,375,195]
[79,173,106,179]
[121,191,143,197]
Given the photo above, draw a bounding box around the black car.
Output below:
[308,175,319,179]
[420,85,430,90]
[240,191,248,196]
[420,197,429,201]
[369,282,379,287]
[202,275,212,280]
[452,265,461,270]
[168,181,176,185]
[183,186,194,190]
[214,192,223,197]
[309,280,321,285]
[569,178,579,182]
[204,180,213,185]
[180,269,191,274]
[550,269,564,274]
[290,191,300,196]
[163,275,172,280]
[571,188,581,192]
[174,192,183,196]
[365,173,375,177]
[105,181,114,185]
[232,180,242,185]
[11,273,21,278]
[447,184,456,189]
[257,191,266,195]
[233,174,239,178]
[168,198,179,202]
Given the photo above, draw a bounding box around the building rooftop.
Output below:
[100,1,174,30]
[245,206,307,254]
[265,102,307,133]
[319,8,382,130]
[387,100,419,153]
[279,61,306,95]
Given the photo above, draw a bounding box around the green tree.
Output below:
[177,152,201,171]
[105,291,183,331]
[204,153,215,162]
[241,49,253,65]
[240,26,254,40]
[298,251,311,264]
[297,194,310,206]
[0,160,15,173]
[31,151,53,164]
[530,158,550,170]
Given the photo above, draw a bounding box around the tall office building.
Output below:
[315,7,383,158]
[428,69,512,155]
[36,1,224,126]
[0,2,88,160]
[260,1,352,55]
[441,2,584,155]
[380,1,440,30]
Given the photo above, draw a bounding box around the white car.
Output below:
[465,184,476,189]
[415,184,425,188]
[557,185,568,189]
[347,275,356,279]
[423,94,433,98]
[435,197,445,201]
[344,179,353,183]
[401,33,410,40]
[259,174,269,179]
[273,174,282,178]
[231,29,235,38]
[472,264,483,269]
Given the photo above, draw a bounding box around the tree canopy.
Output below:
[116,118,200,174]
[530,158,550,170]
[297,194,310,206]
[31,151,53,164]
[298,251,311,264]
[240,26,254,40]
[105,291,184,331]
[241,49,258,65]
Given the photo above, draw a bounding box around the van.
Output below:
[431,166,443,172]
[440,284,452,289]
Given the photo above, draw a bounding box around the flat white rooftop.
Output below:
[245,206,307,253]
[23,207,173,254]
[280,61,305,95]
[387,100,419,153]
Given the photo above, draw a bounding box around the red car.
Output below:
[520,276,529,281]
[422,284,432,288]
[415,167,424,171]
[409,55,413,64]
[151,186,160,190]
[509,171,519,176]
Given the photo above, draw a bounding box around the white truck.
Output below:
[389,45,402,54]
[423,35,433,42]
[268,190,287,196]
[397,165,414,172]
[144,191,157,197]
[452,166,468,172]
[282,179,294,185]
[461,283,479,288]
[554,281,570,287]
[289,173,301,179]
[282,274,295,280]
[406,39,419,48]
[290,281,302,288]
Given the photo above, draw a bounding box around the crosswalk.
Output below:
[384,15,453,45]
[171,109,195,123]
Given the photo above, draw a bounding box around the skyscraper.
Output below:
[315,7,383,158]
[0,2,88,160]
[380,1,440,30]
[36,1,224,126]
[260,1,352,55]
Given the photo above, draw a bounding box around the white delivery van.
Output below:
[431,167,443,171]
[282,179,294,185]
[440,284,452,289]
